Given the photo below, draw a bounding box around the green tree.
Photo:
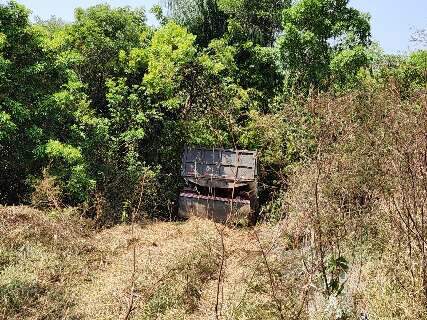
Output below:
[0,1,68,203]
[143,21,197,108]
[278,0,371,92]
[219,0,290,47]
[217,0,290,102]
[166,0,227,46]
[399,50,427,91]
[64,4,147,112]
[166,0,288,103]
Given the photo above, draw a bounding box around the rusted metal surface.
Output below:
[181,147,257,189]
[179,146,258,223]
[178,192,251,223]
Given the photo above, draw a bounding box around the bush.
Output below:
[31,168,62,210]
[282,82,427,318]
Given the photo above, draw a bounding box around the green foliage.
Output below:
[0,110,16,140]
[198,38,237,75]
[150,5,169,26]
[43,140,95,203]
[279,0,371,92]
[219,0,291,46]
[0,1,68,203]
[143,21,196,105]
[168,0,290,47]
[398,50,427,91]
[167,0,287,103]
[330,45,370,90]
[166,0,227,46]
[45,140,83,164]
[64,4,147,109]
[326,255,349,296]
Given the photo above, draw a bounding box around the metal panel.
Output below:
[181,147,257,183]
[185,178,248,189]
[178,192,251,223]
[221,151,255,167]
[221,150,237,165]
[237,167,255,180]
[218,166,255,180]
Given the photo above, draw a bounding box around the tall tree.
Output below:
[278,0,371,91]
[219,0,290,47]
[64,4,147,113]
[166,0,227,47]
[167,0,290,47]
[0,1,67,203]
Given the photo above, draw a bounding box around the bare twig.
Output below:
[253,230,285,320]
[122,173,146,320]
[214,223,226,320]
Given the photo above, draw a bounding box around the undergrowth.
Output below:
[0,206,96,319]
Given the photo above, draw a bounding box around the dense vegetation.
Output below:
[1,0,427,319]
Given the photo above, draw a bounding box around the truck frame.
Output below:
[178,147,258,224]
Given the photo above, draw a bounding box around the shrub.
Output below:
[282,81,427,318]
[31,168,62,210]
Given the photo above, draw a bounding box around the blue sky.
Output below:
[3,0,426,53]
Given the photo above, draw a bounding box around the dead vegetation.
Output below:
[0,205,95,319]
[70,218,307,320]
[30,169,62,210]
[0,206,306,320]
[281,84,427,319]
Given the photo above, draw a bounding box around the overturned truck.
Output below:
[178,147,258,224]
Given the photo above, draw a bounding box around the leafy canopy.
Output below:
[278,0,371,91]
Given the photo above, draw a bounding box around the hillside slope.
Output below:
[0,206,300,320]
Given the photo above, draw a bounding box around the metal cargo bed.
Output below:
[178,146,258,223]
[181,147,257,189]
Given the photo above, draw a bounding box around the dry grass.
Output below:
[30,169,62,210]
[280,84,427,319]
[3,85,427,320]
[0,206,306,320]
[0,205,97,319]
[10,196,424,319]
[71,218,305,319]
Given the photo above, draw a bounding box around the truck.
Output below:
[178,146,258,224]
